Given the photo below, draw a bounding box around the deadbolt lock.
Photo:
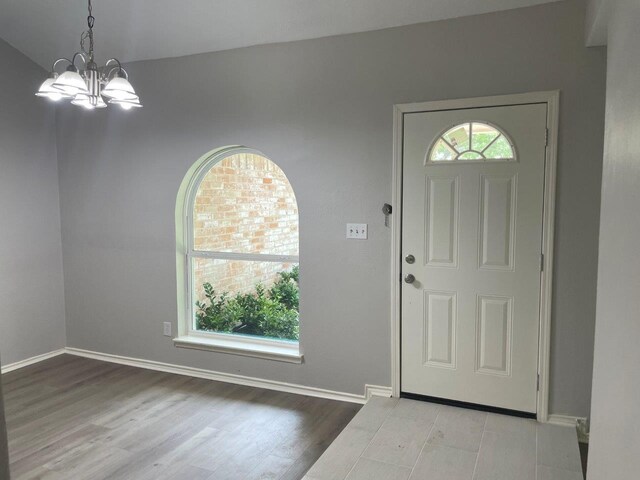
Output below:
[405,254,415,264]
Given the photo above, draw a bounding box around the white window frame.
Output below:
[174,146,302,363]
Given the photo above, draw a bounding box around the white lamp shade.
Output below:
[109,95,142,109]
[71,93,95,110]
[71,93,109,110]
[35,77,71,101]
[52,70,89,96]
[102,76,137,101]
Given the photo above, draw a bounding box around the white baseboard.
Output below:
[1,346,392,404]
[547,414,589,443]
[1,347,586,435]
[547,414,584,427]
[64,347,391,405]
[1,349,66,374]
[365,384,393,400]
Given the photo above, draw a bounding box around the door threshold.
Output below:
[400,392,536,419]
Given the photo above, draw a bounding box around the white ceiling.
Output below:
[0,0,561,69]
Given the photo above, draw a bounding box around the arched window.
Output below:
[428,122,516,163]
[175,147,301,362]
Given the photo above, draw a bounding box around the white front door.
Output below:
[401,103,547,413]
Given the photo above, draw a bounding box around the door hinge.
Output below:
[545,128,549,146]
[537,374,540,391]
[540,253,544,272]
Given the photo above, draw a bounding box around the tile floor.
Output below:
[304,397,583,480]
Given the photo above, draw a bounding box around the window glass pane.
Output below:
[193,258,299,341]
[193,153,299,256]
[428,122,515,164]
[483,135,515,159]
[430,139,457,161]
[443,123,470,152]
[471,123,500,151]
[458,151,483,160]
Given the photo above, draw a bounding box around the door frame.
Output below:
[390,91,560,422]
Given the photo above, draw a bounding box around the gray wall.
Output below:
[56,0,605,416]
[0,39,66,367]
[588,0,640,477]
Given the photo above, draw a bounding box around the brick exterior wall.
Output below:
[192,153,299,300]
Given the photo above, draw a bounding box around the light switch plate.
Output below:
[163,322,172,337]
[346,223,368,239]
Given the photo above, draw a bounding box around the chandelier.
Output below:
[35,0,142,110]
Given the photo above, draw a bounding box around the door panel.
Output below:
[425,176,459,267]
[476,294,513,375]
[401,104,547,413]
[424,290,457,368]
[479,174,516,270]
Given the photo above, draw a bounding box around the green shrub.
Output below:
[195,266,299,341]
[269,265,299,311]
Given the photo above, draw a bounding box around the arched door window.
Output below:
[428,122,516,162]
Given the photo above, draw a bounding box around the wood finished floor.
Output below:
[2,354,361,480]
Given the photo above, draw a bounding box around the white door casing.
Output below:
[400,103,548,414]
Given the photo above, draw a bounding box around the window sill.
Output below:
[173,335,303,364]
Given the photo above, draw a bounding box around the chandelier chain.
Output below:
[81,0,95,61]
[87,0,94,29]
